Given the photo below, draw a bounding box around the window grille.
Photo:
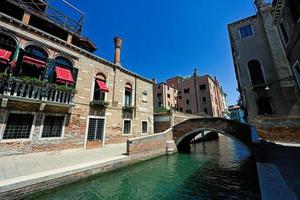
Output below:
[3,114,34,139]
[87,118,105,141]
[42,116,64,138]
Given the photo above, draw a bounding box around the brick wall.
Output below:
[127,129,177,158]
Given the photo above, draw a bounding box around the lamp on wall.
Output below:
[265,85,270,91]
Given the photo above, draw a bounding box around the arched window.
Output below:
[124,82,132,106]
[55,56,73,68]
[248,60,265,86]
[54,56,74,85]
[94,73,109,102]
[21,45,48,79]
[0,33,17,71]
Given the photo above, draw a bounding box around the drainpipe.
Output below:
[193,69,200,114]
[134,76,137,118]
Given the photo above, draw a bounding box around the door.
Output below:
[86,118,105,149]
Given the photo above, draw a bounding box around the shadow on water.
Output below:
[32,136,261,200]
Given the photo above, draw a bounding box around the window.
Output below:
[123,120,131,134]
[158,102,162,107]
[186,99,190,105]
[54,56,75,85]
[287,0,300,24]
[248,60,265,85]
[22,45,48,79]
[158,85,160,89]
[142,121,147,134]
[167,86,170,90]
[168,102,171,107]
[142,92,147,103]
[184,88,190,93]
[180,107,183,112]
[124,83,132,106]
[200,84,206,90]
[42,116,64,138]
[257,97,273,115]
[94,74,109,102]
[186,110,192,114]
[279,21,289,44]
[179,96,182,100]
[0,33,17,72]
[292,62,300,88]
[3,113,34,139]
[87,118,105,141]
[202,97,207,103]
[167,94,171,98]
[204,108,208,114]
[239,25,253,38]
[157,93,162,97]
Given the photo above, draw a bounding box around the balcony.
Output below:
[122,105,136,112]
[0,76,75,106]
[90,100,109,107]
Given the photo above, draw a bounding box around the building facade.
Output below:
[153,82,178,111]
[0,0,154,156]
[154,69,227,117]
[228,0,300,141]
[228,105,245,123]
[273,0,300,89]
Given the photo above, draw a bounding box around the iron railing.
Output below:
[9,0,85,33]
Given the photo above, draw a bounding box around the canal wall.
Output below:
[0,130,178,199]
[127,128,178,157]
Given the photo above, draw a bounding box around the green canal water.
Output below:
[33,136,261,200]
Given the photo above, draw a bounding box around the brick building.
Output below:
[0,0,154,156]
[153,82,178,111]
[153,69,227,117]
[228,0,300,141]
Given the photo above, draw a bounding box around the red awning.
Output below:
[55,66,74,84]
[0,49,12,63]
[23,56,46,68]
[125,83,132,91]
[96,79,109,92]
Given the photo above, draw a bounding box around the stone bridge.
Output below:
[173,118,259,153]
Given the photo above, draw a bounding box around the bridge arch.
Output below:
[173,118,258,153]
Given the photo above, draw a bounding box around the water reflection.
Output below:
[33,135,261,200]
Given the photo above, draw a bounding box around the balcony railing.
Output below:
[90,100,109,107]
[0,77,75,105]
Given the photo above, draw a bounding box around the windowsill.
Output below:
[39,137,64,140]
[0,138,31,143]
[141,132,148,136]
[122,133,132,136]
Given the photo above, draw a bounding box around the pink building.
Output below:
[154,69,226,117]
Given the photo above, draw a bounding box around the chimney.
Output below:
[254,0,268,12]
[193,68,198,77]
[152,78,157,84]
[114,37,122,65]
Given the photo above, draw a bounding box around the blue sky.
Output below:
[50,0,258,105]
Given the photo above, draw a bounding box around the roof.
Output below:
[227,15,258,27]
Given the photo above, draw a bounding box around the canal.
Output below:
[33,135,261,200]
